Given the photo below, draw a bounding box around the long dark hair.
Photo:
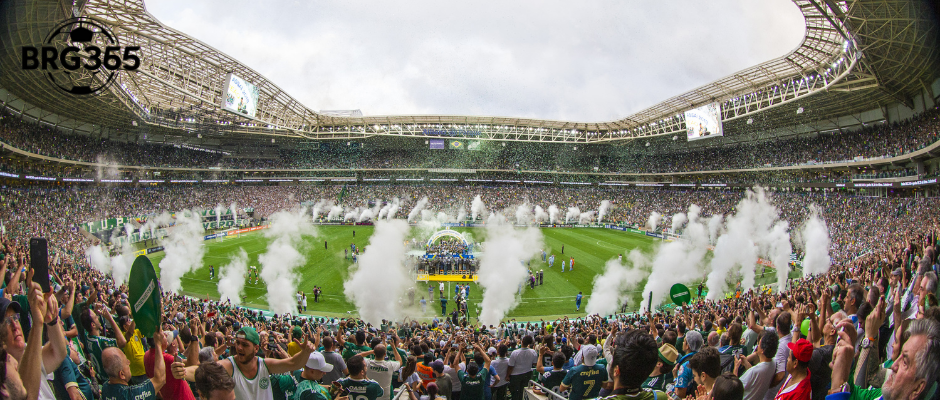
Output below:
[400,356,418,382]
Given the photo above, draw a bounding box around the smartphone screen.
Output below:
[29,238,50,293]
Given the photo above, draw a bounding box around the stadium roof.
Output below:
[0,0,937,143]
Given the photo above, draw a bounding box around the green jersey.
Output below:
[100,380,157,400]
[562,364,608,400]
[294,378,332,400]
[87,335,118,379]
[458,368,489,400]
[342,342,372,360]
[272,371,304,399]
[641,374,673,392]
[337,377,384,400]
[540,370,568,393]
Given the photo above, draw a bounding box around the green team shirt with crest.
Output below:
[458,368,489,400]
[294,378,332,400]
[87,335,118,379]
[100,380,157,400]
[272,370,305,399]
[562,364,608,400]
[337,377,384,400]
[342,342,372,360]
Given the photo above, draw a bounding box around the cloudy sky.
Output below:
[146,0,805,121]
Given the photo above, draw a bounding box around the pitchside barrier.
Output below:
[527,380,566,400]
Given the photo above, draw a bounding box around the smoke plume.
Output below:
[548,205,560,224]
[327,205,344,220]
[477,214,543,325]
[515,203,533,225]
[797,205,831,276]
[671,213,688,233]
[471,195,487,221]
[159,210,207,293]
[258,208,318,314]
[586,250,648,316]
[344,219,412,324]
[408,197,429,222]
[647,212,661,231]
[640,204,710,311]
[597,200,612,223]
[534,206,549,224]
[218,248,249,304]
[578,210,595,224]
[565,207,581,223]
[705,188,792,299]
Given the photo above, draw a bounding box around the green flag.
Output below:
[670,283,691,306]
[128,256,162,337]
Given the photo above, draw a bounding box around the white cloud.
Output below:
[146,0,805,121]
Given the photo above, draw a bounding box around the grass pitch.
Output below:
[148,226,792,321]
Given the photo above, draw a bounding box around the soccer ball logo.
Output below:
[43,18,120,95]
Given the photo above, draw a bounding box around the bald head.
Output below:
[707,331,720,347]
[374,344,387,360]
[102,347,129,381]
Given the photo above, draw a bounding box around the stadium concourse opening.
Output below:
[415,229,479,282]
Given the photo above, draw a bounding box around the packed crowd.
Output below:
[2,107,938,176]
[0,183,938,400]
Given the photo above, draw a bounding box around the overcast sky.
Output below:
[145,0,805,121]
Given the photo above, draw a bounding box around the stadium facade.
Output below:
[0,0,937,191]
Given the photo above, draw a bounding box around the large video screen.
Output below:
[221,73,260,118]
[685,103,723,141]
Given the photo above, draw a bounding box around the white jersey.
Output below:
[228,356,274,400]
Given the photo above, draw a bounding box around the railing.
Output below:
[527,380,569,400]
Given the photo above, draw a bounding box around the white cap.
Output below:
[582,345,599,367]
[305,352,334,372]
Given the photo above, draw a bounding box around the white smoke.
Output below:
[408,197,429,222]
[327,205,344,220]
[565,207,581,223]
[214,204,225,228]
[640,204,710,312]
[471,195,487,221]
[344,207,361,222]
[456,207,468,222]
[515,203,533,226]
[158,210,207,293]
[477,215,544,325]
[85,245,112,275]
[258,208,318,315]
[597,200,612,223]
[534,206,549,224]
[230,202,239,227]
[548,205,560,224]
[705,188,793,299]
[358,208,375,222]
[707,214,724,245]
[343,219,412,324]
[647,212,661,231]
[311,199,331,220]
[671,213,688,233]
[217,248,249,304]
[797,205,832,276]
[578,210,595,224]
[140,211,174,242]
[387,198,401,220]
[586,250,648,316]
[421,209,434,222]
[109,226,136,286]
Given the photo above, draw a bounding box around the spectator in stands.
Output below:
[194,361,236,400]
[100,331,166,400]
